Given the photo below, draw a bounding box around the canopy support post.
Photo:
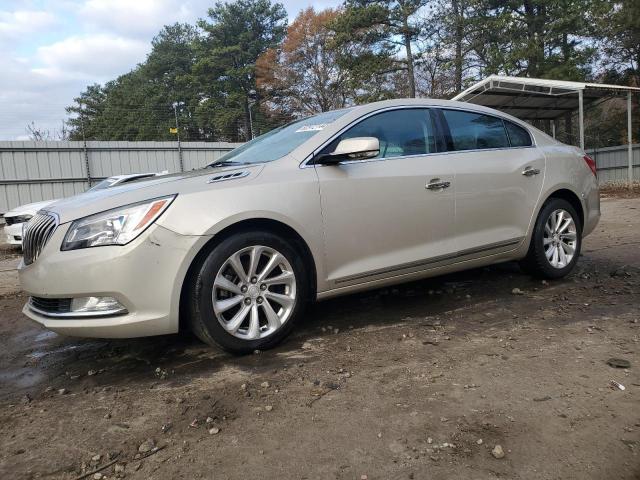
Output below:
[628,91,634,190]
[551,120,556,139]
[578,90,585,150]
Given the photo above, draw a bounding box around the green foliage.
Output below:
[63,0,638,145]
[66,1,286,142]
[67,23,200,141]
[193,0,287,140]
[330,0,430,99]
[469,0,601,80]
[597,0,640,85]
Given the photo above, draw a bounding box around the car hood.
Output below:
[45,164,264,224]
[5,199,58,217]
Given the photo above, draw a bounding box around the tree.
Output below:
[66,24,200,141]
[65,83,108,140]
[194,0,288,140]
[141,23,201,140]
[331,0,431,99]
[257,8,352,118]
[470,1,599,80]
[25,121,68,141]
[597,0,640,87]
[427,0,483,94]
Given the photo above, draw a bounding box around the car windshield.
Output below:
[210,108,352,166]
[87,178,119,192]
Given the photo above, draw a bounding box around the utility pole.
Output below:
[628,92,633,191]
[173,102,184,172]
[248,104,254,140]
[247,90,257,140]
[79,102,91,187]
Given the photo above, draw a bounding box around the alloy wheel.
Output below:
[543,209,577,269]
[212,245,297,340]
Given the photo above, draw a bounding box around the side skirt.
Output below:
[331,237,524,287]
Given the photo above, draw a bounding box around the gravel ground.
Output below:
[0,196,639,480]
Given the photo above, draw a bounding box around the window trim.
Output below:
[436,107,535,153]
[301,105,536,168]
[303,106,443,168]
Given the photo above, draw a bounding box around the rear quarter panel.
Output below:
[530,133,600,240]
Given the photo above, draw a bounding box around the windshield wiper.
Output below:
[208,160,249,168]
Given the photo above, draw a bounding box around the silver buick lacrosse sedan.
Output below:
[19,99,600,353]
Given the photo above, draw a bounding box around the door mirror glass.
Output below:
[315,137,380,165]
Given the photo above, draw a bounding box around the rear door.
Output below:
[437,108,545,255]
[314,108,457,287]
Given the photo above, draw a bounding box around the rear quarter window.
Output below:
[504,121,533,147]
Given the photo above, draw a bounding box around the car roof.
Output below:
[347,98,530,125]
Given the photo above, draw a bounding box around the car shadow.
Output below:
[2,259,563,402]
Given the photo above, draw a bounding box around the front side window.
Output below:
[441,109,509,151]
[505,120,533,147]
[322,108,437,159]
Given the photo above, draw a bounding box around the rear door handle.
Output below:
[426,179,451,190]
[522,166,540,176]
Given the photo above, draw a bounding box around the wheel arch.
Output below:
[178,217,318,331]
[543,188,584,229]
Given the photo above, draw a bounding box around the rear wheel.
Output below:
[188,231,308,354]
[520,198,582,279]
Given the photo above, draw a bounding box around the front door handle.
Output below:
[522,166,540,176]
[426,179,451,190]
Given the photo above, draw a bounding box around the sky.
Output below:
[0,0,341,141]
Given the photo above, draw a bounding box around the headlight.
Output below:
[61,196,175,251]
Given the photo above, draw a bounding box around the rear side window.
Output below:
[323,108,437,159]
[441,110,509,151]
[504,121,532,147]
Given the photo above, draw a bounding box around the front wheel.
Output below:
[520,198,582,279]
[188,231,309,354]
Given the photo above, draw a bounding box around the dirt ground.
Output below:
[1,196,639,480]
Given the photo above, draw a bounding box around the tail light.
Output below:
[583,154,597,177]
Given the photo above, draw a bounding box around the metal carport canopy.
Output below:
[452,75,639,185]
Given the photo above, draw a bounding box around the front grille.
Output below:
[29,297,72,314]
[23,212,58,265]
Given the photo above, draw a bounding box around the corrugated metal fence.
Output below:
[587,144,639,184]
[0,141,636,214]
[0,141,241,213]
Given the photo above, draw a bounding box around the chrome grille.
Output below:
[23,212,58,265]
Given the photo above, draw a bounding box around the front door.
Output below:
[314,108,457,287]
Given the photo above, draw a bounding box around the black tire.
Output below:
[187,231,309,354]
[520,198,582,279]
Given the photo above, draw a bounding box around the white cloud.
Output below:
[34,34,149,81]
[0,10,58,40]
[0,0,344,140]
[79,0,205,39]
[0,55,83,140]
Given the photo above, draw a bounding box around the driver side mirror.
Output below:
[313,137,380,165]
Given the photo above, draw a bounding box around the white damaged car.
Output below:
[3,173,162,247]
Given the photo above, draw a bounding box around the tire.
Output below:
[520,198,582,279]
[188,231,309,354]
